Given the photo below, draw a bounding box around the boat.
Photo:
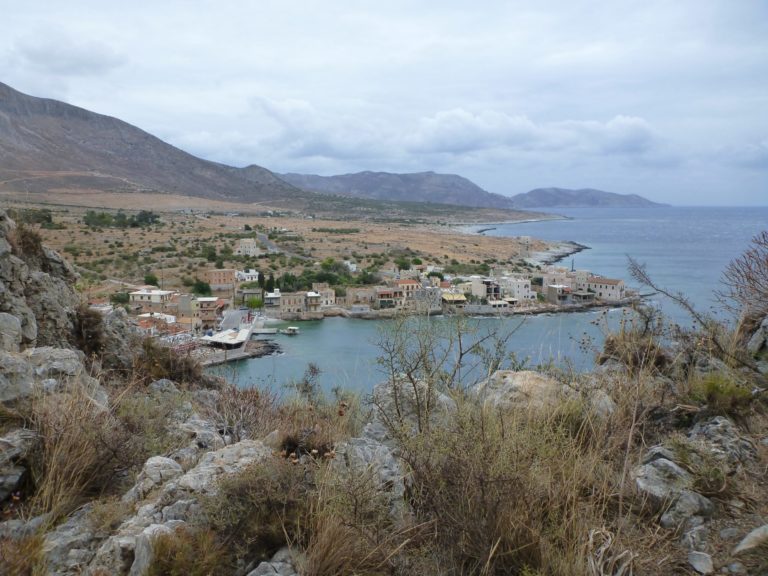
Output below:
[278,326,300,335]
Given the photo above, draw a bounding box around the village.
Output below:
[98,233,635,366]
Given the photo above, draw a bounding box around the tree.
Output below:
[192,279,212,296]
[265,273,275,292]
[144,273,159,286]
[246,296,264,310]
[394,256,411,271]
[718,230,768,328]
[257,271,265,290]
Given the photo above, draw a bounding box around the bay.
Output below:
[212,206,768,394]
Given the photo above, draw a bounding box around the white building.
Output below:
[129,288,174,306]
[499,276,536,301]
[236,268,261,282]
[586,276,626,302]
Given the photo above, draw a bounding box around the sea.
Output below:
[211,206,768,395]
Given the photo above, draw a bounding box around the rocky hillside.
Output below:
[1,212,767,575]
[0,82,308,206]
[510,187,665,208]
[278,170,521,210]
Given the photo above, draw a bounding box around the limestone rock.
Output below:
[90,440,271,574]
[41,506,98,575]
[0,349,34,402]
[100,307,141,371]
[732,523,768,555]
[129,522,184,576]
[660,491,714,528]
[473,370,562,411]
[177,439,271,493]
[0,209,80,349]
[148,378,179,395]
[634,457,692,503]
[124,456,184,502]
[687,551,713,574]
[247,547,298,576]
[688,416,755,470]
[747,316,768,354]
[0,312,21,352]
[334,435,405,518]
[0,429,37,501]
[633,455,714,529]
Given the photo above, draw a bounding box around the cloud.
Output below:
[405,109,659,158]
[13,33,125,77]
[723,138,768,169]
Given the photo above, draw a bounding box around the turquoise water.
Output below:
[212,206,768,394]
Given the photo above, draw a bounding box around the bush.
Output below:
[146,527,227,576]
[689,371,754,415]
[133,338,204,386]
[74,304,106,358]
[202,384,278,443]
[203,458,313,565]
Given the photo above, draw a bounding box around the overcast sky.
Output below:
[2,1,766,205]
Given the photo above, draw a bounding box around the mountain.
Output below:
[278,171,520,210]
[0,82,308,205]
[509,187,665,208]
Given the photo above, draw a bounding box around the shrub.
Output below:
[74,304,106,358]
[134,338,204,386]
[27,385,122,520]
[202,384,278,443]
[203,458,313,565]
[688,371,754,415]
[146,527,227,576]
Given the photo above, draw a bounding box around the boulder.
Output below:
[246,548,298,576]
[746,316,768,354]
[633,456,714,529]
[687,551,713,574]
[0,312,21,352]
[177,440,271,493]
[473,370,562,411]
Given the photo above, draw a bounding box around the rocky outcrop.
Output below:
[0,210,80,350]
[0,346,108,406]
[472,370,616,417]
[246,548,299,576]
[0,429,37,503]
[38,439,272,575]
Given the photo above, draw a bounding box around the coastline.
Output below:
[453,214,568,235]
[527,240,590,267]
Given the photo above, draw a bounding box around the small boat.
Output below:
[278,326,300,335]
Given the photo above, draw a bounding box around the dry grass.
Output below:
[202,383,280,443]
[26,386,118,520]
[146,527,227,576]
[0,533,45,576]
